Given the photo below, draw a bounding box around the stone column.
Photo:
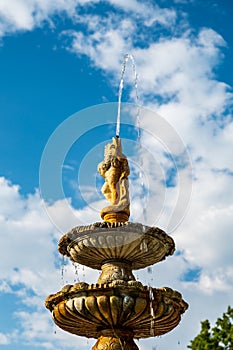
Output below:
[92,329,139,350]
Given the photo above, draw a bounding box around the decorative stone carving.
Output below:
[98,260,135,284]
[58,222,175,270]
[92,330,139,350]
[45,283,188,342]
[98,137,130,222]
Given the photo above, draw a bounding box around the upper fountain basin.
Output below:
[58,222,175,270]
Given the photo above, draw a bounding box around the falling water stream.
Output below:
[72,262,80,282]
[115,54,147,224]
[62,257,81,285]
[61,256,66,285]
[148,286,155,336]
[115,53,140,139]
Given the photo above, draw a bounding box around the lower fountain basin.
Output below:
[45,282,188,339]
[58,222,175,270]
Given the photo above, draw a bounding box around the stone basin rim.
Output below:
[47,284,188,339]
[45,282,187,313]
[58,222,175,270]
[59,222,174,251]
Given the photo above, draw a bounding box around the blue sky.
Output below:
[0,1,233,349]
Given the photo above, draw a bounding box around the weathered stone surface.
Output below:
[45,283,188,339]
[92,330,139,350]
[58,222,175,270]
[98,137,130,222]
[98,260,136,284]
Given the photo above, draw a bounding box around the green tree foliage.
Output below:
[188,306,233,349]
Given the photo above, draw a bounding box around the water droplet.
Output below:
[72,262,80,282]
[148,286,154,300]
[61,256,66,285]
[140,240,148,252]
[150,319,155,336]
[82,265,86,279]
[148,286,155,336]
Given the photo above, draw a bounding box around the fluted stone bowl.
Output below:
[45,282,188,339]
[58,222,175,270]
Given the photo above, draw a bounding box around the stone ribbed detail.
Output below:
[58,222,175,270]
[45,283,188,339]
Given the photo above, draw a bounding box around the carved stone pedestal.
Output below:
[98,260,135,284]
[92,330,139,350]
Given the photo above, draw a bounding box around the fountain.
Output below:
[45,55,188,349]
[45,136,188,349]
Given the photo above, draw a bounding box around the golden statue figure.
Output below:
[98,137,130,222]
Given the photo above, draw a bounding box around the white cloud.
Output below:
[0,0,79,37]
[15,309,93,349]
[176,170,233,277]
[63,8,232,134]
[63,18,134,73]
[0,0,177,39]
[0,177,99,348]
[107,0,177,27]
[0,178,56,279]
[0,332,10,345]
